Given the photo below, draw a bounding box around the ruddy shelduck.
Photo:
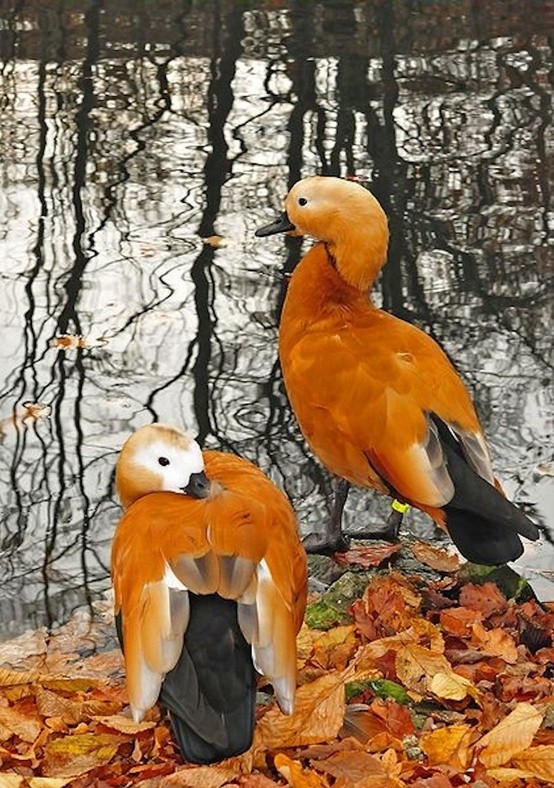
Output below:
[256,176,539,563]
[112,423,307,763]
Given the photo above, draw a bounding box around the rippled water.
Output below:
[0,0,552,638]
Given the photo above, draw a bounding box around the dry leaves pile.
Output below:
[1,543,553,787]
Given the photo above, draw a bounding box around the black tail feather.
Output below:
[431,416,539,565]
[159,594,256,764]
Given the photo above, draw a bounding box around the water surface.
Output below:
[0,0,552,637]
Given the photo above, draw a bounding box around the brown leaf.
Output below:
[439,607,481,636]
[29,780,74,787]
[511,745,554,782]
[471,622,519,664]
[311,749,390,783]
[274,753,331,787]
[477,702,544,767]
[42,732,125,777]
[237,775,281,787]
[160,766,239,787]
[91,714,156,734]
[395,644,474,700]
[311,625,358,671]
[459,583,507,618]
[257,673,345,748]
[35,687,83,725]
[335,544,401,568]
[0,706,42,743]
[411,542,460,573]
[0,666,38,686]
[420,724,473,770]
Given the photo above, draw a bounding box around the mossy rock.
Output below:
[305,570,369,630]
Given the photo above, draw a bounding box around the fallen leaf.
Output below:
[29,780,73,787]
[0,666,38,686]
[311,625,358,671]
[477,702,544,767]
[420,724,473,770]
[92,714,156,734]
[471,622,519,664]
[460,582,507,618]
[411,542,460,573]
[439,607,481,636]
[335,544,401,568]
[274,753,331,787]
[311,748,390,783]
[161,765,239,787]
[0,776,25,788]
[257,673,345,748]
[511,744,554,782]
[237,774,281,787]
[0,706,42,743]
[42,732,125,777]
[429,671,477,702]
[395,644,473,700]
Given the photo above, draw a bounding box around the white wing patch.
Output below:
[238,559,296,715]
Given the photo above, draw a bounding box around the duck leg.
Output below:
[302,477,351,555]
[352,499,408,542]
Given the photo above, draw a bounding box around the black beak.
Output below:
[183,471,210,499]
[255,211,296,237]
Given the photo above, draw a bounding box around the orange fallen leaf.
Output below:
[477,702,544,768]
[460,582,507,618]
[0,666,38,686]
[471,622,518,664]
[257,672,345,748]
[395,644,474,700]
[91,714,156,734]
[274,753,331,787]
[439,607,481,636]
[311,625,358,671]
[0,706,42,743]
[42,732,125,777]
[420,724,474,770]
[411,542,460,573]
[335,544,401,568]
[511,744,554,782]
[311,748,391,783]
[160,765,239,787]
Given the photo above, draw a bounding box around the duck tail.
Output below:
[432,416,539,565]
[159,594,256,764]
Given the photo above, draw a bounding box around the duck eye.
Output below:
[158,457,170,467]
[298,197,308,206]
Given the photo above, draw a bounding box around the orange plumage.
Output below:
[111,424,307,763]
[257,176,539,563]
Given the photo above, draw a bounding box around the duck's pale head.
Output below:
[257,176,389,291]
[116,423,210,508]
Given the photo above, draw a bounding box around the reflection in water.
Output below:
[0,1,552,638]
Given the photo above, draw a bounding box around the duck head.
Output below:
[116,423,210,508]
[256,176,389,291]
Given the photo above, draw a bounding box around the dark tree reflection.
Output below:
[0,0,552,638]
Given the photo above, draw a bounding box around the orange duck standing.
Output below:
[256,176,539,563]
[112,423,307,764]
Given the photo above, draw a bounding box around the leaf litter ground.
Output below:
[0,540,553,787]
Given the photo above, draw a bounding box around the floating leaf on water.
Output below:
[202,235,228,248]
[51,334,109,351]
